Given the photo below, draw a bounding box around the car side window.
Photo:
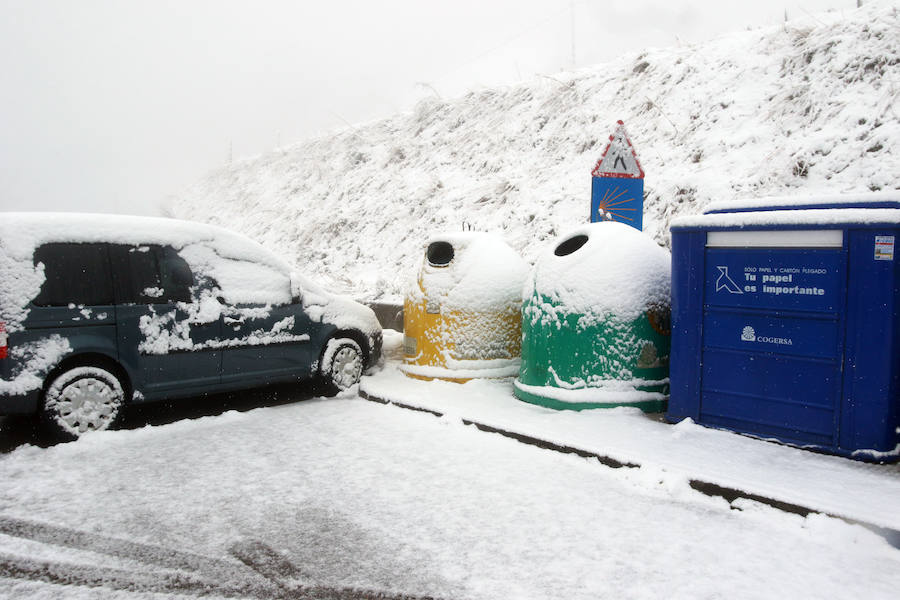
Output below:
[120,245,194,304]
[126,246,163,303]
[158,246,193,303]
[32,243,114,307]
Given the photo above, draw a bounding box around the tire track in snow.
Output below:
[0,552,249,597]
[229,540,444,599]
[0,515,285,597]
[0,516,445,599]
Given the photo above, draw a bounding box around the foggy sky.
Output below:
[0,0,857,216]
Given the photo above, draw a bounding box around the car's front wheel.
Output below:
[41,366,126,439]
[318,338,364,396]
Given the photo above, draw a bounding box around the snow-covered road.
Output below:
[0,391,898,599]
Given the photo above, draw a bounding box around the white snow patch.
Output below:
[408,232,528,312]
[514,378,667,405]
[703,190,900,213]
[138,301,310,356]
[401,359,520,381]
[0,335,71,396]
[674,207,900,229]
[525,221,671,323]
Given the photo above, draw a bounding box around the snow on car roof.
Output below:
[0,213,295,330]
[527,221,671,322]
[0,212,291,272]
[0,212,380,339]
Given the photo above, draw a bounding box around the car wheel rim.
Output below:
[330,346,363,390]
[51,377,121,435]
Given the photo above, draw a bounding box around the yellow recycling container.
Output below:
[401,233,528,382]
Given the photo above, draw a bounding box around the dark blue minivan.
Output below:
[0,213,382,439]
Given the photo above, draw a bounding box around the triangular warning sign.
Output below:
[591,120,644,179]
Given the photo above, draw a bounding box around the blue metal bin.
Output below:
[667,192,900,461]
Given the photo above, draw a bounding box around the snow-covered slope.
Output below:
[170,2,899,301]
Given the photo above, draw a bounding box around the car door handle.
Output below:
[224,316,245,325]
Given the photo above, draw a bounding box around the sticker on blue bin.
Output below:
[874,236,895,261]
[705,249,842,313]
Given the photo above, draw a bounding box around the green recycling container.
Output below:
[514,221,672,411]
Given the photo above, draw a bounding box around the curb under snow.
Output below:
[359,365,900,548]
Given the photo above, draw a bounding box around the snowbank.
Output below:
[170,2,900,301]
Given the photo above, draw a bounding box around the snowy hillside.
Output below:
[170,2,899,301]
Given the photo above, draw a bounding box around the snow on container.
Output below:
[401,233,528,382]
[667,192,900,461]
[514,221,671,411]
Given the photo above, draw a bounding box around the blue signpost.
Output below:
[590,120,645,231]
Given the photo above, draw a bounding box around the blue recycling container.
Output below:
[667,192,900,461]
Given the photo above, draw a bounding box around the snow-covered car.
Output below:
[0,213,382,439]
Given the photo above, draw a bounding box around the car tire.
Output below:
[318,338,364,397]
[41,366,126,439]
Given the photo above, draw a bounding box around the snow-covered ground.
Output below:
[169,1,899,301]
[1,379,899,599]
[365,331,900,533]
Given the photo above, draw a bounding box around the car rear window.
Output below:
[32,243,114,307]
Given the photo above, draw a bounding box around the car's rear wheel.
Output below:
[41,366,126,439]
[318,338,364,396]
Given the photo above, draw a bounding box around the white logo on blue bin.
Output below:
[741,325,794,346]
[716,266,743,294]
